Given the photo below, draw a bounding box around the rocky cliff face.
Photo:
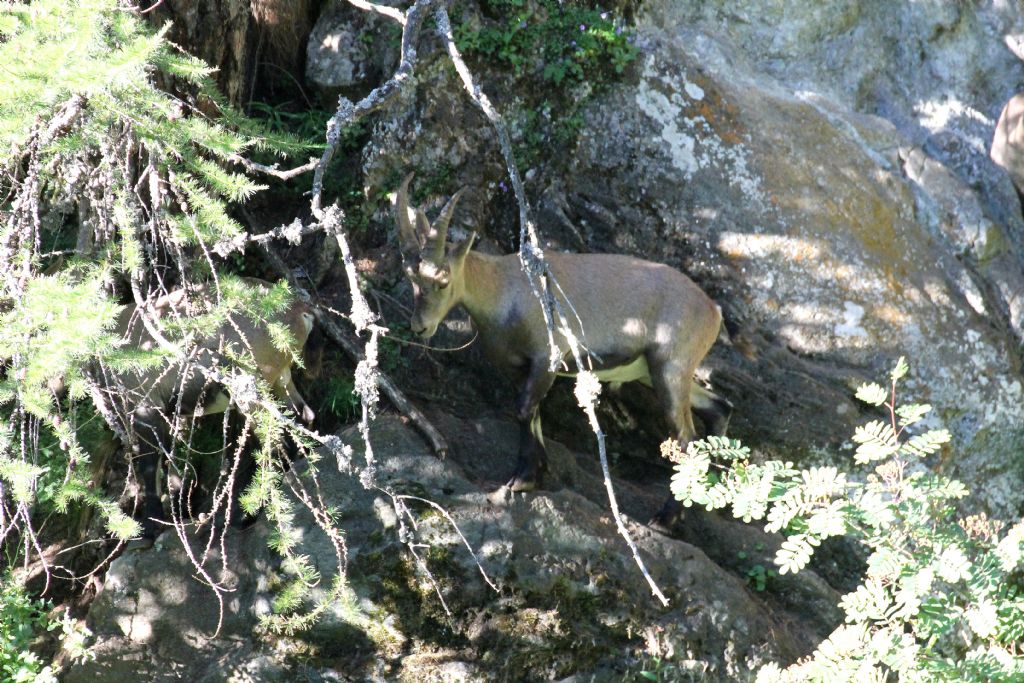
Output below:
[351,0,1024,517]
[65,1,1024,680]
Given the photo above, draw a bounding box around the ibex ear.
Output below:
[415,209,432,242]
[393,172,422,256]
[451,231,476,266]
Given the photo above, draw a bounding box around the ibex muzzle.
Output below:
[395,175,732,521]
[99,278,316,540]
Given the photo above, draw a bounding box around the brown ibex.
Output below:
[991,93,1024,194]
[395,175,732,511]
[96,278,316,540]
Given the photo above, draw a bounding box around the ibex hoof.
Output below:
[648,497,684,535]
[506,476,538,493]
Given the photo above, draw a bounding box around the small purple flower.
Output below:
[600,12,609,20]
[626,35,635,44]
[579,24,586,32]
[570,39,577,47]
[519,20,527,28]
[499,180,508,193]
[615,26,623,35]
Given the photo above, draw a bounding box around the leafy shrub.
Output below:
[0,0,349,630]
[0,574,57,683]
[454,0,637,167]
[0,573,95,682]
[667,359,1024,681]
[456,0,637,87]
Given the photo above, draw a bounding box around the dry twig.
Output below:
[433,7,670,606]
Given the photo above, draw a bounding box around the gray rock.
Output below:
[352,2,1024,515]
[306,1,400,96]
[992,93,1024,193]
[64,414,841,681]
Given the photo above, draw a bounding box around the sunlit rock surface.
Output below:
[561,19,1024,517]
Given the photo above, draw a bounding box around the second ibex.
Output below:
[395,174,732,513]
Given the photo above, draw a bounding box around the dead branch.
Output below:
[227,155,318,180]
[342,0,407,25]
[310,0,434,219]
[433,7,670,606]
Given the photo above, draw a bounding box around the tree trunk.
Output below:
[148,0,256,108]
[147,0,315,109]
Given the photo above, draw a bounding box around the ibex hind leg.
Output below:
[690,383,733,437]
[647,357,699,447]
[646,358,707,533]
[649,383,732,531]
[506,360,556,491]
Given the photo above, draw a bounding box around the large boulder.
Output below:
[553,19,1024,517]
[348,1,1024,519]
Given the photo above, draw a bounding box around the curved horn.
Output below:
[395,172,419,253]
[416,208,437,261]
[427,188,466,261]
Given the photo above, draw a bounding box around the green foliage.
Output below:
[0,573,94,682]
[632,655,710,682]
[246,102,332,150]
[1,0,308,247]
[0,1,336,631]
[670,358,1024,681]
[0,574,58,683]
[0,272,122,417]
[454,0,637,168]
[746,563,776,593]
[455,0,637,87]
[319,375,361,422]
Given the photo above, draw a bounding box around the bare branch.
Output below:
[227,155,318,180]
[342,0,407,25]
[434,7,670,606]
[256,238,451,457]
[311,0,435,218]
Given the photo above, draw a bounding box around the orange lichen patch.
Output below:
[684,72,745,146]
[872,303,910,326]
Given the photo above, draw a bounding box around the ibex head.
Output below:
[394,173,475,338]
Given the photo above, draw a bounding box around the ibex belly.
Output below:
[557,354,652,387]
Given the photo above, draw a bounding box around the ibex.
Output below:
[96,278,316,540]
[395,175,732,514]
[991,93,1024,194]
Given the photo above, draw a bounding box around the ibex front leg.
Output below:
[133,406,173,542]
[507,357,556,491]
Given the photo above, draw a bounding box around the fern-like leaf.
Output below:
[686,435,751,462]
[890,356,908,382]
[776,533,819,574]
[853,420,898,463]
[896,402,931,427]
[670,447,711,507]
[899,429,951,457]
[855,382,888,406]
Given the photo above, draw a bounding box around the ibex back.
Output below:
[98,278,316,540]
[395,175,732,508]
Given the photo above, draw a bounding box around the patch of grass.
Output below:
[318,374,361,423]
